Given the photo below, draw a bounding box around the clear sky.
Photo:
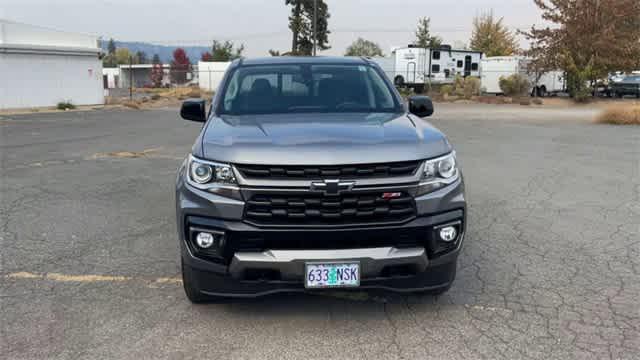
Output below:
[1,0,544,56]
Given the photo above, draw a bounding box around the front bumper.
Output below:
[176,162,466,297]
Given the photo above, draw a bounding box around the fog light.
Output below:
[439,226,457,242]
[196,232,215,248]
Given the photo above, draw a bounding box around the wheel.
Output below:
[394,75,405,87]
[537,86,547,97]
[531,87,538,97]
[181,259,226,304]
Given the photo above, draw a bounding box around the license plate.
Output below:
[305,262,360,289]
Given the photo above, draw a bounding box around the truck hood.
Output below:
[196,112,451,165]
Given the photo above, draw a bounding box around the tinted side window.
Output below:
[432,51,441,60]
[431,64,440,73]
[471,63,479,71]
[457,60,463,68]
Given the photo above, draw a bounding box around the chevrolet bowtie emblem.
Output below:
[310,179,355,196]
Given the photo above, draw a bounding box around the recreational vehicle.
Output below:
[391,45,483,91]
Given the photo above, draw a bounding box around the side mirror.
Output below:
[408,95,434,117]
[180,99,207,122]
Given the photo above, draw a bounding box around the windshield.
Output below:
[219,64,401,115]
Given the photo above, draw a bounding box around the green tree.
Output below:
[522,0,640,98]
[345,38,384,57]
[211,40,244,61]
[286,0,331,55]
[135,51,148,64]
[107,38,116,55]
[268,49,281,56]
[152,54,161,64]
[470,11,518,57]
[115,48,133,65]
[415,17,442,48]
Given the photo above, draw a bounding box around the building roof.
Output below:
[0,19,99,49]
[118,64,170,69]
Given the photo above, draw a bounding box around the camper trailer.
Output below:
[481,56,566,96]
[391,45,483,91]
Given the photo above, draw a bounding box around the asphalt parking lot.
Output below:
[1,103,638,359]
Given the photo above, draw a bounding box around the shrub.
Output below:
[440,85,453,96]
[499,74,530,97]
[596,104,640,125]
[151,94,161,101]
[463,77,481,99]
[397,87,415,99]
[532,98,543,105]
[453,75,466,97]
[519,98,531,106]
[56,101,75,110]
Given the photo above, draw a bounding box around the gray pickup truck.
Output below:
[175,56,466,302]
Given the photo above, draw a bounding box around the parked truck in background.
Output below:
[480,56,566,97]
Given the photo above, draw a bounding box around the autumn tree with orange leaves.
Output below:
[522,0,640,99]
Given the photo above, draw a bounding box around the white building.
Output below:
[0,19,104,109]
[102,68,120,89]
[198,61,231,92]
[117,64,172,88]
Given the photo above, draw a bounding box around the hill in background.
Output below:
[101,41,210,64]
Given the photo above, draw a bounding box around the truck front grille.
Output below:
[235,161,421,180]
[244,191,416,226]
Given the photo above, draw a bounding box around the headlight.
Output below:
[187,155,236,185]
[417,152,459,195]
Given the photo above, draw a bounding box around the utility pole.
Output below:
[129,55,133,100]
[313,0,317,56]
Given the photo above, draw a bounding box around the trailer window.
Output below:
[432,51,440,60]
[457,60,463,68]
[431,64,440,73]
[471,63,479,71]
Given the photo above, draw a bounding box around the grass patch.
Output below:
[596,104,640,125]
[122,101,141,110]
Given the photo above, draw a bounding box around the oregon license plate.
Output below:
[305,262,360,288]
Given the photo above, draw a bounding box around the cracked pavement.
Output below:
[1,104,638,359]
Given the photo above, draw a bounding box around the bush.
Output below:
[151,94,161,101]
[441,76,481,100]
[56,101,75,110]
[397,87,415,99]
[440,85,453,96]
[532,98,543,105]
[596,104,640,125]
[453,75,466,97]
[463,77,481,99]
[499,74,530,97]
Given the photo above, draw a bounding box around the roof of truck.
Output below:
[239,56,370,66]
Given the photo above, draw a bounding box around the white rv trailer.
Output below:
[391,45,483,91]
[480,56,566,96]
